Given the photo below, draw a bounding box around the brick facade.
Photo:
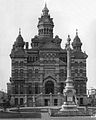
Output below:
[7,4,88,107]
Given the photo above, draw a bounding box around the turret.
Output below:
[72,30,82,51]
[37,3,54,38]
[13,28,25,50]
[10,28,25,58]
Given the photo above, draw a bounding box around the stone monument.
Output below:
[55,35,85,116]
[60,35,78,112]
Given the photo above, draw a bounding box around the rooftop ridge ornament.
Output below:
[76,29,78,36]
[19,28,21,35]
[66,35,71,50]
[42,2,49,16]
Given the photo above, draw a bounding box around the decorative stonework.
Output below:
[7,4,88,107]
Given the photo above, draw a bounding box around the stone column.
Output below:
[24,94,27,107]
[24,84,27,107]
[50,93,53,106]
[60,35,77,112]
[18,97,20,105]
[10,96,14,106]
[33,95,35,107]
[40,92,44,106]
[65,35,73,90]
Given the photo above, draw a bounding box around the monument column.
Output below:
[50,93,53,106]
[60,35,78,111]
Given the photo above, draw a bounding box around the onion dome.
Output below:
[10,29,26,58]
[37,3,54,38]
[15,28,25,48]
[72,29,82,51]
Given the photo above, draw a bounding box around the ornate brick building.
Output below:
[7,4,88,107]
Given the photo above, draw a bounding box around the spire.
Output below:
[14,28,25,49]
[45,2,47,8]
[76,29,78,36]
[42,3,49,16]
[19,28,21,35]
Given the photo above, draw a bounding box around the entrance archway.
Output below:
[45,81,54,94]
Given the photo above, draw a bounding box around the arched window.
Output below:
[20,61,23,67]
[45,81,54,94]
[35,69,38,74]
[15,98,18,106]
[28,85,32,94]
[20,69,23,77]
[14,84,18,94]
[74,62,78,66]
[20,84,23,94]
[20,98,23,105]
[14,69,18,77]
[80,69,83,73]
[79,62,83,67]
[35,83,39,94]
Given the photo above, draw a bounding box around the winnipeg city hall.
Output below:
[7,4,88,107]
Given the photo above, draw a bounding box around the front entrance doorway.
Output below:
[45,81,54,94]
[44,99,50,106]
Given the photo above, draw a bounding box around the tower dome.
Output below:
[72,30,82,51]
[15,28,25,48]
[37,3,54,38]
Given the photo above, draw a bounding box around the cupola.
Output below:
[37,3,54,38]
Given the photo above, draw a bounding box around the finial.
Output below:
[76,29,78,36]
[67,35,71,43]
[45,2,47,8]
[66,34,71,48]
[68,34,70,38]
[42,1,49,15]
[19,28,21,35]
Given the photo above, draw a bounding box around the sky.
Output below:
[0,0,96,92]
